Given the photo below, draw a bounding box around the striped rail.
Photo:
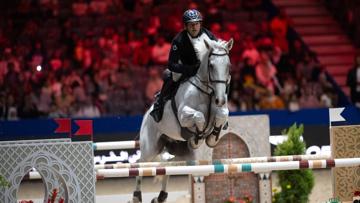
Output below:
[94,154,331,170]
[93,140,140,150]
[24,155,332,180]
[96,158,360,178]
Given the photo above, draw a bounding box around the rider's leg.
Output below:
[150,72,176,122]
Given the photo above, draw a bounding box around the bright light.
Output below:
[36,65,42,72]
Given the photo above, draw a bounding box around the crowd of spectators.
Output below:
[0,0,338,120]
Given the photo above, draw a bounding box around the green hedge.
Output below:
[273,124,315,203]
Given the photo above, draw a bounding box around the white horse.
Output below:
[132,38,233,203]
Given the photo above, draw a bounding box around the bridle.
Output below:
[208,51,231,86]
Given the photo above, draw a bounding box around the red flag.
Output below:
[54,118,71,133]
[74,120,93,136]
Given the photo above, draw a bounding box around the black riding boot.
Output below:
[150,79,176,122]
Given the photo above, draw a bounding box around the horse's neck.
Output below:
[196,54,209,81]
[190,34,211,82]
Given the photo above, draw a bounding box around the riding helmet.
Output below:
[183,9,203,24]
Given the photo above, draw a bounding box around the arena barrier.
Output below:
[96,158,360,178]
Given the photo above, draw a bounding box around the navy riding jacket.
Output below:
[168,28,217,76]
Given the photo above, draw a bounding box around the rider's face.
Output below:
[186,22,201,37]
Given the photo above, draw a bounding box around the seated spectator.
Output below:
[296,51,319,82]
[347,54,360,107]
[241,35,260,67]
[255,50,277,93]
[258,91,285,110]
[145,68,163,106]
[89,0,108,15]
[133,37,152,67]
[270,8,291,53]
[298,82,322,108]
[73,96,101,118]
[72,0,88,16]
[4,94,19,120]
[151,36,171,66]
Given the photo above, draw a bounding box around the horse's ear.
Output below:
[226,38,234,51]
[204,39,211,51]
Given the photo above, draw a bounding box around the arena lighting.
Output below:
[36,65,42,72]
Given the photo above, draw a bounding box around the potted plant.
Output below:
[272,123,315,203]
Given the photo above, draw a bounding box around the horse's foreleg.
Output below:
[132,176,143,203]
[206,107,229,147]
[151,175,169,203]
[179,106,206,132]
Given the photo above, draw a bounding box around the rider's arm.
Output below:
[168,41,198,76]
[168,40,184,74]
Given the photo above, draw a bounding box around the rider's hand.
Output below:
[183,61,200,76]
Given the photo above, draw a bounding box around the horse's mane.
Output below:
[195,39,228,58]
[209,39,229,53]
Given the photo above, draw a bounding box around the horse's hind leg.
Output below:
[133,113,166,203]
[132,176,143,203]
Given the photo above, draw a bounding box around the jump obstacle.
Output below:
[2,114,360,202]
[23,154,332,180]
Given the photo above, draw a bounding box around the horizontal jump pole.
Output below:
[24,157,357,180]
[94,154,331,170]
[96,158,360,178]
[22,171,108,181]
[93,140,140,151]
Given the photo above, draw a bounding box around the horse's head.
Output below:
[204,38,233,107]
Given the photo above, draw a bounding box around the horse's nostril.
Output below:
[215,98,219,105]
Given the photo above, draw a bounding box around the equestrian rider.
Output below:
[150,9,218,122]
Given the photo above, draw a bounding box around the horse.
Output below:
[132,38,233,203]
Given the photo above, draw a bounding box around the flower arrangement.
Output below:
[223,194,253,203]
[18,188,64,203]
[354,190,360,202]
[47,189,64,203]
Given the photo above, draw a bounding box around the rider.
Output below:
[150,9,218,122]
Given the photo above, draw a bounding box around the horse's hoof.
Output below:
[205,134,220,148]
[132,191,142,203]
[131,197,141,203]
[151,197,159,203]
[188,136,204,149]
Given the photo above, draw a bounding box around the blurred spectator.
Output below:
[4,94,19,120]
[270,8,291,53]
[133,37,152,66]
[72,0,88,16]
[0,0,340,119]
[296,51,319,83]
[255,51,277,93]
[241,35,260,67]
[89,0,108,15]
[145,68,163,106]
[299,83,322,108]
[258,91,285,110]
[151,36,171,66]
[347,54,360,107]
[73,96,101,118]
